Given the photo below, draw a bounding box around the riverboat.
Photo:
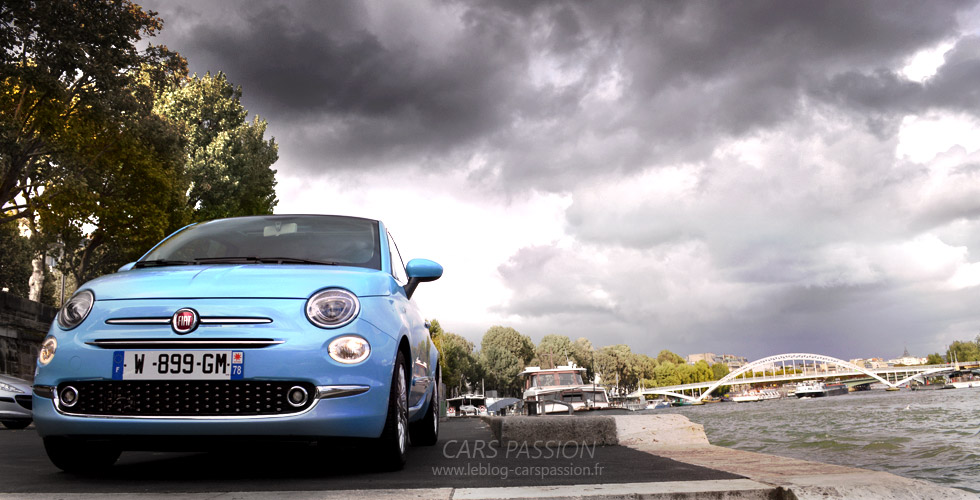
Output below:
[794,381,848,398]
[943,370,980,389]
[731,389,781,402]
[521,364,609,414]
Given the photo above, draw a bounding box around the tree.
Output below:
[37,109,186,284]
[926,353,945,365]
[595,344,638,393]
[656,349,685,365]
[1,0,189,296]
[1,0,184,224]
[693,360,713,382]
[154,72,278,222]
[654,361,681,387]
[570,337,596,381]
[0,220,31,296]
[948,339,980,363]
[710,362,730,381]
[534,334,574,368]
[439,331,482,397]
[480,326,533,396]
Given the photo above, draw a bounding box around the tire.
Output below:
[0,420,31,430]
[377,351,409,470]
[43,437,121,473]
[409,368,439,446]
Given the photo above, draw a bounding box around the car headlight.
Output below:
[57,289,94,330]
[38,336,57,366]
[328,336,371,364]
[306,288,359,328]
[0,381,24,394]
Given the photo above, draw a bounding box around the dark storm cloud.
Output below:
[145,0,976,182]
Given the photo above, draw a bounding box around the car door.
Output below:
[386,231,433,409]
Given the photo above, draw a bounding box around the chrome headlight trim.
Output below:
[305,288,359,329]
[57,289,95,330]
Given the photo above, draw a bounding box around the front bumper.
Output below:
[0,395,32,421]
[33,297,398,442]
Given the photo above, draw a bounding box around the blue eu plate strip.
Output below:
[112,351,124,380]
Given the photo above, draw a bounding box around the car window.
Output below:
[142,215,382,270]
[387,232,408,284]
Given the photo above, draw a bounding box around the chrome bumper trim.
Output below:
[316,385,369,399]
[106,317,273,326]
[85,339,284,348]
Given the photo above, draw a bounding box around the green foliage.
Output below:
[570,337,596,380]
[711,362,731,380]
[480,326,533,396]
[154,72,278,222]
[0,221,31,296]
[948,338,980,363]
[1,4,280,290]
[654,361,682,387]
[534,334,574,368]
[38,109,186,283]
[656,349,685,365]
[0,0,184,224]
[926,353,945,365]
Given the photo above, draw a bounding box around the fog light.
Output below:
[287,386,309,407]
[60,386,78,408]
[328,336,370,364]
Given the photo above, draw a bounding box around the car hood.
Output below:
[83,265,396,300]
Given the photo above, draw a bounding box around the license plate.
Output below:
[111,351,244,380]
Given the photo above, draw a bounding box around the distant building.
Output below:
[849,357,889,369]
[686,352,748,371]
[887,346,927,366]
[686,353,717,364]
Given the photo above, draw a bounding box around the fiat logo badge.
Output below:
[171,308,199,334]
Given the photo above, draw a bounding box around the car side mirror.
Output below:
[404,259,443,299]
[118,262,136,272]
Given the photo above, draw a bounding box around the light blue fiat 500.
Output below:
[33,215,442,472]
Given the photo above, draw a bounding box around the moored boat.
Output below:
[521,364,610,414]
[943,370,980,389]
[795,381,848,398]
[731,389,781,403]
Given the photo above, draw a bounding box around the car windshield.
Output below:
[140,215,382,270]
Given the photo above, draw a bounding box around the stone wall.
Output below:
[0,292,57,381]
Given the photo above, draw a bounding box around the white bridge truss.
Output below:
[633,353,953,402]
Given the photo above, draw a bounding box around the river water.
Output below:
[655,388,980,495]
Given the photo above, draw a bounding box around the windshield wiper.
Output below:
[194,256,341,266]
[134,259,197,268]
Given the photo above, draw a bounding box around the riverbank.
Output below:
[482,414,975,499]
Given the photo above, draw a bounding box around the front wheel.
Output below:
[409,369,439,446]
[377,351,409,470]
[43,437,120,473]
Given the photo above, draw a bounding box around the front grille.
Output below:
[57,381,316,417]
[14,395,31,410]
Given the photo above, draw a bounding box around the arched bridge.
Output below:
[632,353,953,403]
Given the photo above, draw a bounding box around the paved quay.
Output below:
[0,415,973,499]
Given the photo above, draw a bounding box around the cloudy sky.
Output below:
[139,0,980,361]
